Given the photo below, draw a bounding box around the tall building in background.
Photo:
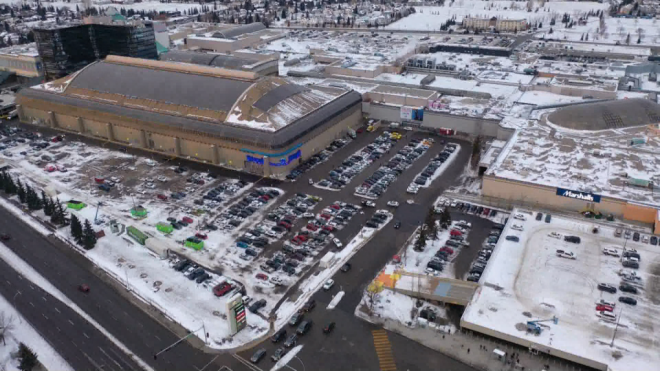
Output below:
[34,23,157,80]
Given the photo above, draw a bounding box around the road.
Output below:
[0,257,144,371]
[1,121,481,371]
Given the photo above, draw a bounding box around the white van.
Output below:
[597,311,616,322]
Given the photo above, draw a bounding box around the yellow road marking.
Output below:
[372,329,397,371]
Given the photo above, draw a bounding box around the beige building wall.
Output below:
[17,92,362,177]
[0,53,42,78]
[623,203,658,224]
[483,175,627,216]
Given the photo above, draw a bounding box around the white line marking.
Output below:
[68,319,75,325]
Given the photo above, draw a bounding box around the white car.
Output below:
[242,295,252,305]
[511,224,524,231]
[363,201,376,207]
[556,250,576,260]
[602,248,620,257]
[387,201,399,207]
[110,176,121,183]
[548,232,562,239]
[270,276,283,286]
[239,253,251,261]
[308,179,314,185]
[332,238,343,248]
[513,213,526,221]
[425,268,440,276]
[450,201,458,208]
[407,186,419,194]
[456,221,472,229]
[323,279,335,291]
[406,199,414,204]
[302,212,315,218]
[157,176,168,182]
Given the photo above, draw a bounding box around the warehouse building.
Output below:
[15,55,362,177]
[483,99,660,233]
[159,50,279,76]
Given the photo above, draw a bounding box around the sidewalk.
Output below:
[358,309,591,371]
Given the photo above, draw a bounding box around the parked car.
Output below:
[250,348,266,364]
[302,299,316,312]
[271,347,287,362]
[619,283,638,294]
[505,236,519,242]
[271,329,287,343]
[602,248,620,257]
[556,250,576,259]
[597,283,617,294]
[284,334,298,348]
[296,320,313,335]
[564,235,581,244]
[323,279,335,291]
[618,296,637,306]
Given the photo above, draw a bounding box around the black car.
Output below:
[633,232,640,242]
[536,212,542,221]
[597,283,617,294]
[505,236,519,242]
[271,329,287,343]
[394,220,401,229]
[619,283,638,294]
[618,296,637,306]
[195,273,211,284]
[302,299,316,312]
[250,348,266,364]
[289,312,304,326]
[283,334,298,348]
[297,320,313,335]
[249,299,267,313]
[564,235,581,244]
[651,236,658,246]
[545,214,552,223]
[174,259,191,272]
[341,263,352,272]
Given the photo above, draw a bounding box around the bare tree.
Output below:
[365,285,382,316]
[0,312,16,346]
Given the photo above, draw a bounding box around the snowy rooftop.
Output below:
[0,43,39,58]
[462,210,660,371]
[486,103,660,207]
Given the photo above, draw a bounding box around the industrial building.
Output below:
[15,56,362,178]
[185,23,283,53]
[483,99,660,234]
[159,50,279,76]
[34,22,157,80]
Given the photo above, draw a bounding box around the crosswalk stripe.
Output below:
[371,329,396,371]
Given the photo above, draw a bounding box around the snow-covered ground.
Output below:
[462,209,660,371]
[0,293,73,371]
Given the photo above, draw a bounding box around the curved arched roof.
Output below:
[548,99,660,131]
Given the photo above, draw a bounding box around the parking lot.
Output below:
[463,209,660,371]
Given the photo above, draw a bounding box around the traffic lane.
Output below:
[0,206,219,371]
[0,257,143,371]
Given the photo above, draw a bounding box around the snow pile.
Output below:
[326,291,345,310]
[270,345,303,371]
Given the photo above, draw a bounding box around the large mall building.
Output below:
[15,55,362,177]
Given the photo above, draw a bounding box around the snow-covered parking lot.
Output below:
[462,209,660,371]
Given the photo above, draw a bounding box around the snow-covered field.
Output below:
[0,293,73,371]
[462,209,660,371]
[386,2,608,31]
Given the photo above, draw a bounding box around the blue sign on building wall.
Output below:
[246,150,301,167]
[556,187,601,203]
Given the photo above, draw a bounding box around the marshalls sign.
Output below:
[556,187,601,203]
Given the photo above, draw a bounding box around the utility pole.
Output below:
[610,308,623,347]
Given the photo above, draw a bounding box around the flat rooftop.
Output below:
[486,106,660,207]
[462,210,660,371]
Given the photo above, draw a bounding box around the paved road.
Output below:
[1,121,481,371]
[0,257,144,371]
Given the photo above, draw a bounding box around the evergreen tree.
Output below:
[441,206,452,227]
[82,219,97,250]
[70,214,83,244]
[16,179,26,204]
[413,229,427,252]
[41,191,49,213]
[424,207,437,240]
[0,171,5,190]
[3,172,15,194]
[17,343,38,371]
[50,199,65,225]
[471,135,484,168]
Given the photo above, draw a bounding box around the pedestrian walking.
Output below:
[467,348,470,354]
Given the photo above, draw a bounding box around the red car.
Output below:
[440,246,454,254]
[596,304,614,312]
[44,165,56,172]
[320,213,332,220]
[256,273,268,281]
[323,225,334,232]
[329,204,340,210]
[483,208,491,215]
[182,216,194,224]
[156,194,167,200]
[306,223,318,231]
[450,230,462,237]
[0,234,9,241]
[195,233,208,240]
[260,195,270,201]
[356,127,365,134]
[213,283,233,297]
[290,238,302,246]
[78,284,90,293]
[297,235,308,242]
[278,221,292,230]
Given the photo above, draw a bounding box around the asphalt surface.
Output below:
[0,257,144,371]
[1,121,480,371]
